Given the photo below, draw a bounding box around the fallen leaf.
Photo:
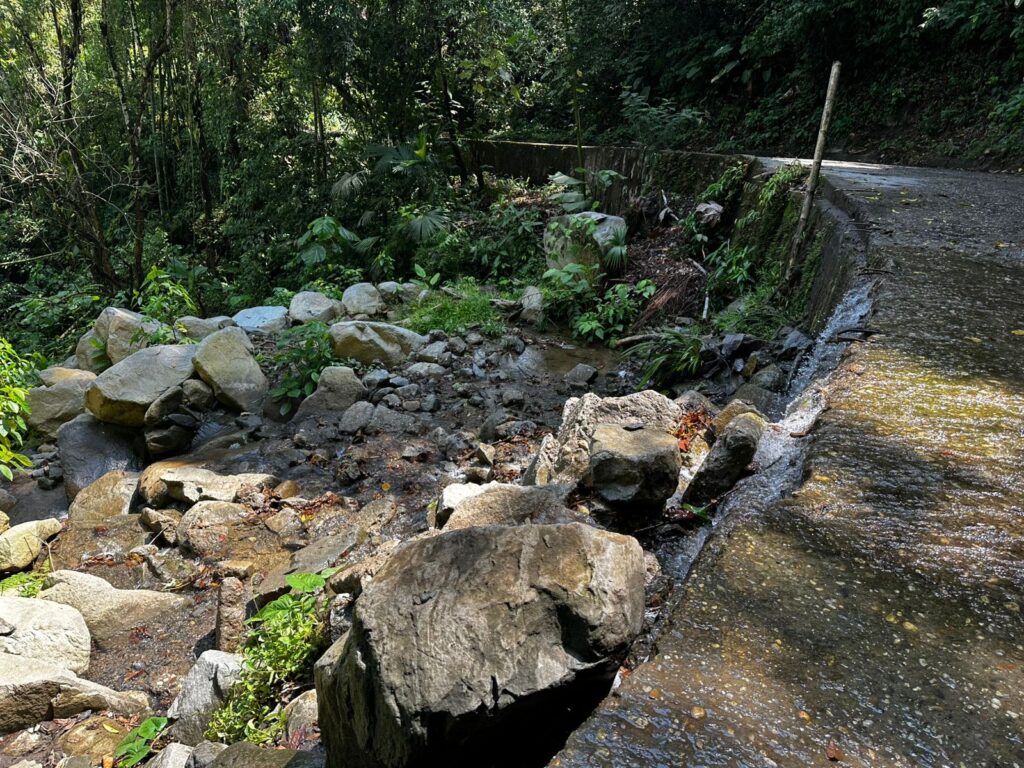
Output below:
[1012,330,1024,337]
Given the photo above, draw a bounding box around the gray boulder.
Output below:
[315,523,644,768]
[284,689,319,742]
[294,367,367,421]
[525,390,683,488]
[168,650,243,745]
[434,482,579,530]
[175,316,236,341]
[147,744,195,768]
[341,283,384,316]
[57,414,144,500]
[564,363,598,387]
[67,469,138,524]
[519,285,544,326]
[193,327,268,414]
[185,742,228,768]
[0,518,63,572]
[0,596,91,674]
[86,345,197,426]
[684,412,766,505]
[101,308,165,364]
[157,467,279,505]
[177,501,281,560]
[586,423,682,508]
[338,401,375,434]
[290,291,343,325]
[0,652,149,735]
[232,306,289,334]
[26,370,96,437]
[329,322,426,368]
[543,211,627,271]
[39,570,191,647]
[208,743,323,768]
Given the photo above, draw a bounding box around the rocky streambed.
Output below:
[0,276,810,768]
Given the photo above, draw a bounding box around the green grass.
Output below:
[401,280,506,337]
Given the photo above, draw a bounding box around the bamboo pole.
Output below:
[786,61,842,283]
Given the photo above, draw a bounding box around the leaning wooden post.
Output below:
[786,61,842,284]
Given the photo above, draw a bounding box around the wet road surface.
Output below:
[553,162,1024,767]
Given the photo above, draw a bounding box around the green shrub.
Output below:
[0,338,34,481]
[114,716,169,767]
[573,281,656,344]
[627,327,704,389]
[269,323,339,416]
[206,572,330,745]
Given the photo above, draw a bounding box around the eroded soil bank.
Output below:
[553,162,1024,766]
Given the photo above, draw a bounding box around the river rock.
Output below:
[338,401,375,434]
[341,283,384,316]
[586,423,682,508]
[67,470,138,524]
[414,341,449,365]
[294,366,367,421]
[255,530,360,606]
[0,518,62,572]
[86,345,197,426]
[185,741,227,768]
[0,488,14,515]
[290,291,344,325]
[564,363,598,387]
[168,650,243,745]
[100,308,165,364]
[684,412,766,505]
[208,742,323,768]
[711,398,764,436]
[26,370,96,437]
[39,570,191,646]
[58,414,144,500]
[518,285,544,326]
[232,306,288,334]
[284,690,319,742]
[525,390,683,488]
[404,362,446,378]
[732,382,782,419]
[193,327,268,413]
[329,322,426,368]
[0,596,91,674]
[435,483,579,530]
[0,651,149,735]
[315,523,644,768]
[156,467,279,506]
[49,513,148,570]
[147,743,195,768]
[57,715,127,764]
[177,501,280,560]
[176,316,235,340]
[0,511,8,533]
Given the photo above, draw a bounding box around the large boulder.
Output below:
[193,327,268,414]
[329,322,426,368]
[683,412,765,505]
[294,366,366,421]
[524,391,683,488]
[26,370,96,438]
[586,423,682,508]
[58,414,144,500]
[315,523,644,768]
[0,518,62,572]
[543,211,627,272]
[0,596,91,674]
[167,650,243,745]
[232,306,288,334]
[104,308,166,364]
[433,482,579,530]
[177,501,281,561]
[48,513,148,570]
[67,469,138,524]
[147,743,195,768]
[39,570,191,647]
[0,652,149,735]
[156,467,279,506]
[341,283,384,316]
[290,291,343,325]
[175,316,236,341]
[208,742,323,768]
[519,285,544,326]
[86,345,197,426]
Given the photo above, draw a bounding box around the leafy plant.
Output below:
[546,169,624,214]
[206,571,331,745]
[706,242,755,302]
[619,86,701,149]
[0,338,34,481]
[113,716,169,767]
[269,322,339,416]
[542,262,601,322]
[572,280,656,343]
[627,327,704,388]
[0,569,48,597]
[412,263,441,289]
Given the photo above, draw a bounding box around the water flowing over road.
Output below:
[553,161,1024,767]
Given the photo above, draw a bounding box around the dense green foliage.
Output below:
[0,338,34,480]
[207,571,330,744]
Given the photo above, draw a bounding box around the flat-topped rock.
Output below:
[232,305,289,334]
[290,291,344,324]
[329,321,427,367]
[86,345,197,426]
[0,596,91,674]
